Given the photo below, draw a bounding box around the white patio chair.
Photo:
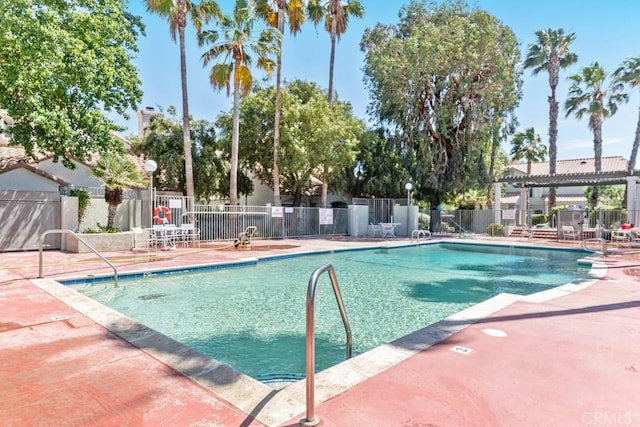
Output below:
[369,223,383,237]
[562,225,579,240]
[180,223,200,247]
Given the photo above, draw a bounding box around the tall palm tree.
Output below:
[256,0,306,207]
[613,57,640,175]
[145,0,220,210]
[92,153,147,229]
[565,62,627,208]
[198,0,280,206]
[307,0,364,106]
[523,28,578,211]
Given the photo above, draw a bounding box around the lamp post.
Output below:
[144,160,157,227]
[405,182,413,206]
[405,182,413,236]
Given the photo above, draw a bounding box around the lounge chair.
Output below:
[234,226,258,249]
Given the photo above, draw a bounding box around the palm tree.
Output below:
[510,127,547,175]
[565,62,628,208]
[256,0,306,207]
[307,0,364,106]
[510,127,546,218]
[523,28,578,211]
[92,153,147,229]
[613,57,640,175]
[198,0,281,206]
[145,0,220,210]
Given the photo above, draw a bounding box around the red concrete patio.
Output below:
[1,237,639,426]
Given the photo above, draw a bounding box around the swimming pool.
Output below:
[67,243,591,383]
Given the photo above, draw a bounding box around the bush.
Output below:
[487,223,505,236]
[69,187,91,223]
[532,214,548,226]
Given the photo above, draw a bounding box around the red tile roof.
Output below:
[505,156,628,176]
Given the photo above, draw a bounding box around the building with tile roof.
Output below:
[496,156,634,214]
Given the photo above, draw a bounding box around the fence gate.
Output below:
[0,190,61,251]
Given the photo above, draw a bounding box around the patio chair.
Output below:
[180,223,200,247]
[561,225,579,240]
[369,223,383,237]
[234,226,258,249]
[131,227,154,252]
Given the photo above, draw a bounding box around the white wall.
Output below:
[37,158,102,188]
[0,168,60,191]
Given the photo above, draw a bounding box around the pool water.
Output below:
[68,243,590,383]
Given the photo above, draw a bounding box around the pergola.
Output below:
[493,171,639,225]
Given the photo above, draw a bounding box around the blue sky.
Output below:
[117,0,640,162]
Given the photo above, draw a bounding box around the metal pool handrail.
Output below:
[38,229,119,285]
[300,263,352,427]
[582,237,608,256]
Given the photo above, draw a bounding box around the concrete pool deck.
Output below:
[1,236,639,426]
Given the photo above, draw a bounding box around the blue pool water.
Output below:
[68,243,591,383]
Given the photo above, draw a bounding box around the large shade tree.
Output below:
[198,0,280,206]
[145,0,220,205]
[523,28,578,211]
[613,57,640,176]
[361,0,521,226]
[256,0,307,206]
[217,80,363,206]
[0,0,143,166]
[565,62,627,208]
[131,110,229,202]
[307,0,364,106]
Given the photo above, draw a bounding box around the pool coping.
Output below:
[30,240,606,426]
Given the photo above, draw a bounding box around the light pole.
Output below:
[405,182,413,236]
[144,160,157,227]
[405,182,413,206]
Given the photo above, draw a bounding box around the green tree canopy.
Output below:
[348,129,411,198]
[0,0,144,166]
[216,79,363,206]
[361,0,522,208]
[131,110,250,202]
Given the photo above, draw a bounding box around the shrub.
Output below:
[69,187,91,223]
[487,223,505,236]
[531,214,548,226]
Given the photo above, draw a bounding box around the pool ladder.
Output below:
[300,263,352,427]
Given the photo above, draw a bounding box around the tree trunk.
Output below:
[179,23,194,211]
[230,60,241,206]
[628,104,640,174]
[107,204,117,229]
[548,88,558,211]
[591,118,603,208]
[272,8,284,207]
[328,13,337,107]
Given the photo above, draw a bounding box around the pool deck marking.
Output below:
[2,237,639,426]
